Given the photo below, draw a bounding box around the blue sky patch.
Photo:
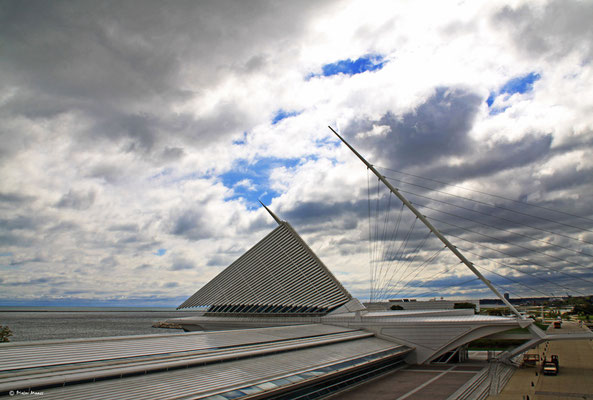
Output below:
[315,136,341,150]
[308,54,386,79]
[272,109,301,125]
[149,168,173,181]
[232,132,248,145]
[500,72,541,96]
[154,248,167,256]
[487,72,541,113]
[220,157,302,208]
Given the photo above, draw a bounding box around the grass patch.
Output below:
[499,321,549,335]
[535,321,549,330]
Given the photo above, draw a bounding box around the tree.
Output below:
[487,308,504,316]
[573,302,593,316]
[0,326,12,342]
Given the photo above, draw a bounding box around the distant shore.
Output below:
[0,306,184,312]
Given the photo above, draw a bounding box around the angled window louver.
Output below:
[178,219,352,315]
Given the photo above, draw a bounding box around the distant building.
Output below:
[364,298,480,312]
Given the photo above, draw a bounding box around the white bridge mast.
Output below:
[329,126,524,319]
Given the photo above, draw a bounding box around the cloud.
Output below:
[1,0,592,305]
[170,209,213,241]
[345,87,482,169]
[283,200,365,229]
[55,189,96,210]
[3,277,61,287]
[417,133,554,182]
[493,0,593,62]
[108,224,139,232]
[170,258,196,271]
[0,192,35,205]
[0,215,41,231]
[0,0,344,160]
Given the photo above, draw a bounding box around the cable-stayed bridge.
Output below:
[336,130,593,305]
[365,165,593,302]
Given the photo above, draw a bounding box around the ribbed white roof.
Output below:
[25,335,409,400]
[0,325,353,372]
[178,222,352,313]
[0,324,412,399]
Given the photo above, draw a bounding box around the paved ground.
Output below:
[488,321,593,400]
[326,363,487,400]
[326,321,592,400]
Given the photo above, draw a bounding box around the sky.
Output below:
[1,0,593,307]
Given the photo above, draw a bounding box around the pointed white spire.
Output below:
[259,199,283,225]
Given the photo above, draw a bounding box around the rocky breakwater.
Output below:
[152,321,184,329]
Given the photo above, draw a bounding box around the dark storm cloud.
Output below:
[417,133,553,183]
[540,166,593,193]
[170,208,213,241]
[97,113,161,152]
[0,234,35,247]
[206,254,236,268]
[346,87,481,169]
[170,258,196,271]
[108,223,139,232]
[414,199,593,296]
[403,177,593,257]
[241,213,278,235]
[99,255,118,268]
[118,235,141,244]
[3,277,62,286]
[344,86,556,183]
[160,147,185,163]
[493,0,593,62]
[283,200,367,225]
[46,221,81,236]
[0,215,43,231]
[87,161,136,184]
[0,0,341,158]
[7,256,45,266]
[0,192,35,205]
[55,189,96,210]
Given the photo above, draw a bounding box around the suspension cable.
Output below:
[396,187,593,246]
[383,175,593,233]
[377,165,593,224]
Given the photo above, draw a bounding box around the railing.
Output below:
[447,361,517,400]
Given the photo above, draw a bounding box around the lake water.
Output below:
[0,307,198,342]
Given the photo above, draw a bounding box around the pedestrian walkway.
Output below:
[488,321,593,400]
[326,363,488,400]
